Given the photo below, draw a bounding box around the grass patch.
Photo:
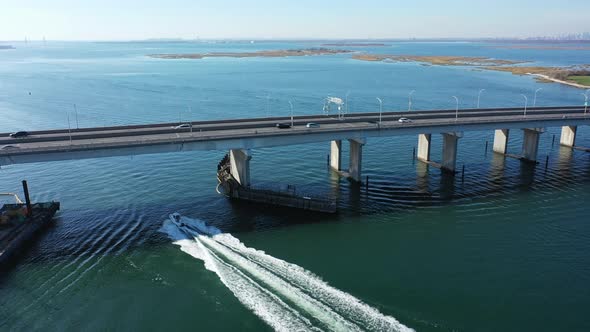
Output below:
[567,76,590,86]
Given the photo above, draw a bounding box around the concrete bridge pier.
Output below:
[348,138,365,182]
[441,132,462,172]
[521,128,544,162]
[417,134,432,162]
[330,140,342,171]
[229,149,251,187]
[493,129,510,154]
[560,126,577,147]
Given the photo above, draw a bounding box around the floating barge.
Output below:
[217,154,337,213]
[0,181,60,266]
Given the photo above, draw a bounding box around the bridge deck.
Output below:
[1,107,588,165]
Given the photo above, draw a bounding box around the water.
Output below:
[1,40,590,331]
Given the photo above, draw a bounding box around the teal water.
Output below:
[1,41,590,331]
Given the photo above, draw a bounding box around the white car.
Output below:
[398,117,412,123]
[173,123,192,129]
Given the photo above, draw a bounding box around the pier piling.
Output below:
[22,180,32,217]
[461,165,465,183]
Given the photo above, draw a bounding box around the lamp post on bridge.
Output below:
[189,106,193,135]
[582,90,589,116]
[477,89,485,109]
[344,90,351,120]
[533,88,542,107]
[66,112,72,144]
[376,97,383,125]
[452,96,459,121]
[521,94,528,117]
[266,94,271,118]
[408,90,415,112]
[288,100,294,127]
[73,104,79,129]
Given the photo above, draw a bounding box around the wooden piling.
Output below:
[461,165,465,183]
[22,180,32,217]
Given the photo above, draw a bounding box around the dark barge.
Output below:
[216,154,337,213]
[0,181,60,266]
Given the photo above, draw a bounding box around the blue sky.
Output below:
[1,0,589,40]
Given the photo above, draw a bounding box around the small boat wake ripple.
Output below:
[160,213,413,332]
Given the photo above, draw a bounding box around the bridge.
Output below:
[0,106,588,185]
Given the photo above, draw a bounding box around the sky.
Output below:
[1,0,589,41]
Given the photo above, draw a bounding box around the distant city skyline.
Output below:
[1,0,589,41]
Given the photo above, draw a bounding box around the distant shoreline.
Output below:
[352,53,590,89]
[321,43,386,47]
[149,48,352,60]
[352,54,521,66]
[0,45,15,50]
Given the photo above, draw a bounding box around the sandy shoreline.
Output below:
[530,74,590,89]
[351,54,521,66]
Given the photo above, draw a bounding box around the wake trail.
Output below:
[160,214,414,332]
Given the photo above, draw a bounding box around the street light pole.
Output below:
[521,94,528,117]
[73,104,79,129]
[376,97,383,125]
[582,90,589,116]
[66,112,72,144]
[344,90,351,120]
[452,96,459,121]
[408,90,415,112]
[266,94,270,118]
[289,101,294,127]
[533,88,542,107]
[477,89,485,109]
[189,106,193,134]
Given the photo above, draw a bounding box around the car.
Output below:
[398,117,412,123]
[276,123,291,129]
[1,145,20,150]
[9,131,29,138]
[306,123,320,128]
[173,123,192,129]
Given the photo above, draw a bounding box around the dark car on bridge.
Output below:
[9,131,29,138]
[275,123,291,129]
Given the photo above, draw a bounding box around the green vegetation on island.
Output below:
[150,48,351,59]
[567,76,590,86]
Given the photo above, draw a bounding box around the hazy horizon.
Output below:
[2,0,590,41]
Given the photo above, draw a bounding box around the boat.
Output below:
[0,182,60,266]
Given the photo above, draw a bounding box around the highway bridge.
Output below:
[1,106,588,184]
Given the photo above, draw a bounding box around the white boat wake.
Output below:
[160,214,414,332]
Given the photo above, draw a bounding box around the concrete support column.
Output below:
[521,128,544,162]
[348,138,365,182]
[417,134,432,162]
[493,129,510,154]
[560,126,577,147]
[441,132,463,172]
[330,140,342,171]
[229,149,251,187]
